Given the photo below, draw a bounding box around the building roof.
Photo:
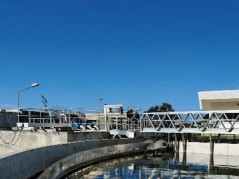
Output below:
[198,90,239,110]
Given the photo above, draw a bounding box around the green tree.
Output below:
[126,109,140,119]
[145,102,174,112]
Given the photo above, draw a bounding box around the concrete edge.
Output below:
[39,142,152,179]
[0,138,151,179]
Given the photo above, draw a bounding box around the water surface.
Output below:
[65,152,239,179]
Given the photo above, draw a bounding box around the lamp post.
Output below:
[17,83,39,123]
[97,98,103,130]
[98,98,103,113]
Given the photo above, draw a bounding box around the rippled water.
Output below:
[65,152,239,179]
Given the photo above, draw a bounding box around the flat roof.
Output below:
[198,89,239,110]
[198,90,239,100]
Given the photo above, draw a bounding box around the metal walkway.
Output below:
[16,107,239,135]
[140,110,239,134]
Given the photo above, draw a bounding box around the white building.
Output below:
[198,90,239,110]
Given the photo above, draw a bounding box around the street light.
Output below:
[17,83,40,123]
[97,98,104,129]
[98,98,103,113]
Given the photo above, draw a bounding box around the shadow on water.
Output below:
[64,151,239,179]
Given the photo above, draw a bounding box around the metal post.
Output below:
[17,91,20,123]
[168,133,170,145]
[209,134,214,155]
[209,153,214,174]
[139,115,142,132]
[97,98,103,122]
[116,117,118,131]
[182,133,187,153]
[17,83,39,124]
[104,106,108,131]
[174,133,179,153]
[182,151,187,169]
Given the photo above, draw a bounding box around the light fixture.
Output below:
[17,83,40,123]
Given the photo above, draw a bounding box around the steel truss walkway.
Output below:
[140,110,239,134]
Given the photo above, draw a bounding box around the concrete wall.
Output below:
[179,141,239,156]
[211,101,239,110]
[200,100,239,110]
[39,142,151,179]
[0,138,150,179]
[176,141,239,169]
[67,131,111,142]
[0,131,111,156]
[179,152,239,168]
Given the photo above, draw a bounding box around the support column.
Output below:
[217,134,220,143]
[168,133,170,144]
[209,134,215,174]
[182,151,187,169]
[182,133,187,153]
[181,133,187,169]
[209,153,214,174]
[174,133,179,168]
[174,133,179,153]
[209,134,214,155]
[175,151,179,163]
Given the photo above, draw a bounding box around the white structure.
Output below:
[198,90,239,110]
[103,104,123,114]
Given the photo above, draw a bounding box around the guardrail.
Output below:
[17,108,141,133]
[18,108,239,134]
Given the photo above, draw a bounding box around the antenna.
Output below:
[41,95,48,111]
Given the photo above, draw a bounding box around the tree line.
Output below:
[144,102,174,113]
[126,102,174,119]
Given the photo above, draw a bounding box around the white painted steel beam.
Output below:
[140,110,239,134]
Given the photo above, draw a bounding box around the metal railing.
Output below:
[17,108,239,134]
[17,107,140,132]
[18,108,97,130]
[107,116,140,131]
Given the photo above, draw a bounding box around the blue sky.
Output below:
[0,0,238,111]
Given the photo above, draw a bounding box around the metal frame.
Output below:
[18,107,239,135]
[20,108,101,130]
[140,110,239,134]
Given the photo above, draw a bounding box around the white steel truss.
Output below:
[140,110,239,134]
